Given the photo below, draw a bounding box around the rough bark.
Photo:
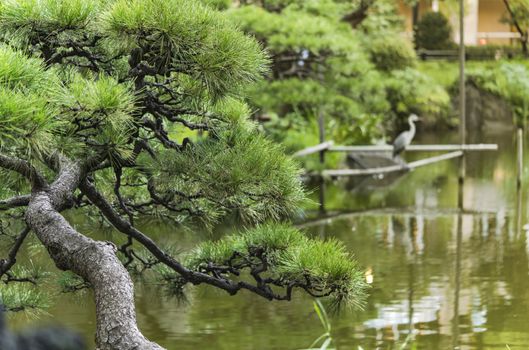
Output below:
[0,195,31,210]
[0,154,47,189]
[24,161,163,350]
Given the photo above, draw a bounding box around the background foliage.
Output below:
[208,0,453,168]
[415,11,454,50]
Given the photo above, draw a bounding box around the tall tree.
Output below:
[502,0,529,57]
[0,0,366,349]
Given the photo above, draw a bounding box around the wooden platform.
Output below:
[293,141,499,177]
[323,151,463,177]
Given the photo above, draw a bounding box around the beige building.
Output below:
[399,0,519,45]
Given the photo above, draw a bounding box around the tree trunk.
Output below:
[25,162,163,350]
[342,0,372,28]
[412,3,420,49]
[502,0,529,57]
[522,37,528,58]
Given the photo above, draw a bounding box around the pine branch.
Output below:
[113,167,135,225]
[79,180,299,301]
[0,195,30,211]
[0,154,47,189]
[0,226,31,279]
[146,179,203,216]
[141,117,186,151]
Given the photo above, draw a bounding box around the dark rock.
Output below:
[453,80,514,133]
[0,306,86,350]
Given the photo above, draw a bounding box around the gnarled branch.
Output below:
[0,226,31,279]
[79,180,294,301]
[25,160,162,350]
[0,154,47,189]
[0,195,31,211]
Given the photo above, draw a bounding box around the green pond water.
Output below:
[6,130,529,350]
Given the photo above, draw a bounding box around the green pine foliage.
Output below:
[0,235,52,314]
[56,74,137,159]
[0,0,97,34]
[185,223,367,308]
[149,125,305,226]
[357,0,406,34]
[0,44,139,161]
[0,283,49,315]
[226,1,388,149]
[0,0,368,312]
[103,0,268,98]
[201,0,231,10]
[0,46,62,158]
[57,271,90,293]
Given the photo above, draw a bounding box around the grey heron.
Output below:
[392,114,419,158]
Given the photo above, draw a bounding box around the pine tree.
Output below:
[0,1,366,349]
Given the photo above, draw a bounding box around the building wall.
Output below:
[398,0,413,34]
[399,0,432,35]
[477,0,514,45]
[398,0,517,46]
[453,0,479,45]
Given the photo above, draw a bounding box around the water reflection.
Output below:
[304,131,528,349]
[6,131,529,350]
[317,206,524,350]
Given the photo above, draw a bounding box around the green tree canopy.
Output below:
[218,0,451,160]
[415,11,453,50]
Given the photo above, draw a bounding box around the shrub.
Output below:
[465,45,523,60]
[385,67,452,127]
[415,12,453,50]
[467,63,529,125]
[368,34,417,71]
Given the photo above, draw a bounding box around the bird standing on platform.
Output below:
[392,114,420,158]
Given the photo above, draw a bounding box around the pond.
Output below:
[7,129,529,350]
